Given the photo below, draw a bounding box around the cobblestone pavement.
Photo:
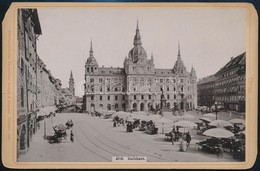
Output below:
[18,112,240,162]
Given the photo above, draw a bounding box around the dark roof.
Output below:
[197,75,216,84]
[215,52,246,75]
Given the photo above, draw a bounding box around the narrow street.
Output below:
[18,112,238,162]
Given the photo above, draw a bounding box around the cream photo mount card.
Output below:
[2,2,258,169]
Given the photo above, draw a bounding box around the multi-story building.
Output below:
[214,52,246,112]
[197,75,216,107]
[54,79,62,105]
[197,52,246,113]
[17,9,41,156]
[83,22,197,113]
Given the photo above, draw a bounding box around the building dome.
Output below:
[128,45,147,63]
[86,56,98,65]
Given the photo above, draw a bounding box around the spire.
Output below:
[191,65,196,77]
[136,19,139,31]
[151,52,153,59]
[70,70,74,81]
[177,41,181,60]
[133,20,142,46]
[69,70,75,95]
[89,39,94,57]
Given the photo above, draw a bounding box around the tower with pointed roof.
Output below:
[173,42,187,75]
[69,70,75,95]
[124,20,154,75]
[85,40,99,77]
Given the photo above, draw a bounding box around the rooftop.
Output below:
[197,75,216,84]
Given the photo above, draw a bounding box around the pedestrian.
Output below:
[113,121,117,127]
[70,130,74,142]
[171,131,175,145]
[186,132,191,148]
[70,119,73,128]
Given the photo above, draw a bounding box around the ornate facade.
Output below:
[83,22,197,113]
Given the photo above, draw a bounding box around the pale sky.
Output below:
[37,7,246,97]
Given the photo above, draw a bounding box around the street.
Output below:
[17,111,241,162]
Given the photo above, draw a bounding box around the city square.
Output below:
[18,110,244,162]
[16,7,246,163]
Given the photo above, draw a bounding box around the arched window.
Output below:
[115,103,119,110]
[167,102,170,109]
[133,103,137,111]
[107,104,111,110]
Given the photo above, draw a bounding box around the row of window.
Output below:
[86,67,97,73]
[215,76,244,87]
[87,77,192,85]
[89,93,193,101]
[198,84,215,90]
[91,95,125,101]
[215,95,245,102]
[214,85,245,94]
[219,68,239,78]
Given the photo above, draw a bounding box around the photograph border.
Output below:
[2,2,258,169]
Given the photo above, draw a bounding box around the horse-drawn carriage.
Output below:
[197,138,222,155]
[48,124,67,143]
[65,120,73,129]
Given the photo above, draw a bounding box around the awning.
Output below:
[37,106,57,117]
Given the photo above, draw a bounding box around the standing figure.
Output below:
[186,132,191,148]
[70,130,74,142]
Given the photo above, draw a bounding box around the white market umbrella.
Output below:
[173,120,197,128]
[203,128,234,138]
[199,117,212,123]
[229,118,245,125]
[209,120,233,127]
[203,113,217,120]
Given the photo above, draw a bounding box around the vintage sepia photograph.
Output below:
[16,6,248,163]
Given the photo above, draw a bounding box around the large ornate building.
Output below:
[83,22,197,113]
